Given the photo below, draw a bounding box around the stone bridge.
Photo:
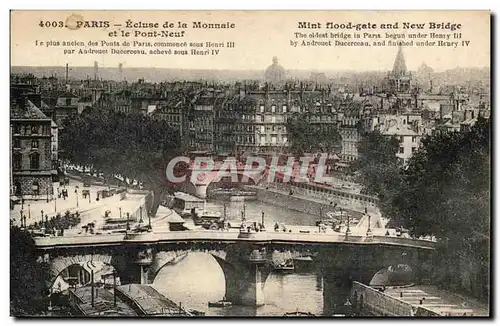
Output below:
[179,161,266,198]
[34,231,437,307]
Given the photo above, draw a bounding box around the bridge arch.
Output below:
[207,173,258,189]
[148,248,230,284]
[46,253,126,289]
[369,264,414,287]
[149,248,261,304]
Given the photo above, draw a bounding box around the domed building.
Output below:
[264,56,286,87]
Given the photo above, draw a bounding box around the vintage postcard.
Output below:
[9,10,490,317]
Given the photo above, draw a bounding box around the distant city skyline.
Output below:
[11,11,490,72]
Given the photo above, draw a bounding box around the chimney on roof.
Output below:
[65,63,69,84]
[94,61,99,81]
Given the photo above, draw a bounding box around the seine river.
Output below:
[153,199,347,316]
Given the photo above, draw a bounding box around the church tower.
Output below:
[387,45,412,94]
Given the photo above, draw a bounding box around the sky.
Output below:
[10,10,490,72]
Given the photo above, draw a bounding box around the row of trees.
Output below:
[60,109,184,215]
[355,117,490,300]
[10,227,48,316]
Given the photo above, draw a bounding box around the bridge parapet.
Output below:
[33,231,437,250]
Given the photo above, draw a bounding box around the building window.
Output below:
[260,105,264,113]
[31,139,39,149]
[13,138,20,149]
[13,152,22,171]
[283,105,287,113]
[411,147,417,153]
[399,147,404,154]
[260,135,266,144]
[261,126,265,133]
[271,105,276,113]
[271,116,276,123]
[31,125,38,135]
[66,98,72,106]
[30,152,40,170]
[271,136,277,144]
[412,136,417,143]
[14,125,21,134]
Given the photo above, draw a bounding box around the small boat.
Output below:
[274,258,294,273]
[208,300,232,308]
[188,309,205,316]
[283,311,316,317]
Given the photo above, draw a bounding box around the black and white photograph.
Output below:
[9,10,491,317]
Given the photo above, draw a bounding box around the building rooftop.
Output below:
[11,100,50,120]
[382,123,419,136]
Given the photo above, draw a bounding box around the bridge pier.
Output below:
[226,262,268,306]
[322,269,353,316]
[220,247,271,307]
[130,248,154,285]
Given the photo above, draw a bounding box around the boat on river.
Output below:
[283,311,316,317]
[188,309,205,316]
[274,258,294,273]
[208,300,232,308]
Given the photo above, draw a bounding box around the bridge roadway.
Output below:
[33,229,437,250]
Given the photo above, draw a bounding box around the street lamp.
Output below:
[346,214,351,235]
[243,204,247,219]
[126,212,130,231]
[76,189,79,208]
[139,206,143,223]
[20,209,23,227]
[41,210,44,227]
[46,186,50,203]
[119,207,122,219]
[28,204,31,220]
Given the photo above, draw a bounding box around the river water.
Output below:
[153,198,345,316]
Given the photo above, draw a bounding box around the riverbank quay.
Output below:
[115,284,192,316]
[248,185,372,221]
[350,282,489,316]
